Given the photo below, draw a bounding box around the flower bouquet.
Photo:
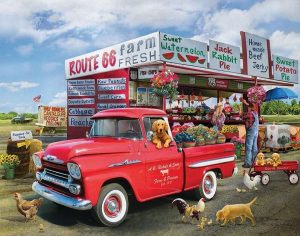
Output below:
[247,86,266,105]
[0,154,21,179]
[150,69,179,101]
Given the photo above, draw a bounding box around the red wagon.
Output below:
[249,160,299,185]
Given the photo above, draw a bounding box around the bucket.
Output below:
[4,168,15,180]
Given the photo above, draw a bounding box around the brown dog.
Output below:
[152,119,172,149]
[271,153,282,167]
[216,197,257,226]
[255,152,266,166]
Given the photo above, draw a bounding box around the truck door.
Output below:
[141,117,183,199]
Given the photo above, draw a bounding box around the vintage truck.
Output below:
[32,108,237,226]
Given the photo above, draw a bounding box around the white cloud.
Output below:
[15,44,33,56]
[270,31,300,60]
[0,0,218,45]
[0,81,39,92]
[192,0,300,45]
[48,91,67,107]
[53,37,90,53]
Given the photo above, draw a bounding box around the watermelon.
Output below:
[162,52,174,60]
[177,53,186,62]
[186,55,198,63]
[198,58,206,64]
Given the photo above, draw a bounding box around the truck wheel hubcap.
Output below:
[204,176,213,194]
[104,195,121,218]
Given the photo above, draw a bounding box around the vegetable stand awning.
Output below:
[65,31,297,87]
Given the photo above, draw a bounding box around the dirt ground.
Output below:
[0,151,299,236]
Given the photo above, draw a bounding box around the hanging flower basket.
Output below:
[150,69,179,101]
[247,86,266,105]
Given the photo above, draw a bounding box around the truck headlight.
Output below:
[67,163,81,180]
[33,154,42,169]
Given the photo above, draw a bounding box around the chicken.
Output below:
[39,223,44,233]
[14,192,43,221]
[172,198,206,223]
[243,170,261,191]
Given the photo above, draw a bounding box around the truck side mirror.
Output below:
[146,131,153,141]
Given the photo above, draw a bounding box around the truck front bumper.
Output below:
[32,181,92,210]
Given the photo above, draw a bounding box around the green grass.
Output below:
[263,115,300,123]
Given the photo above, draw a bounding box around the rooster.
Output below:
[243,170,261,191]
[172,198,206,223]
[14,192,43,221]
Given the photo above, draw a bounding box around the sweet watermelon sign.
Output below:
[159,33,207,68]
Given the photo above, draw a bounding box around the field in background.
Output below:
[264,115,300,123]
[0,120,66,153]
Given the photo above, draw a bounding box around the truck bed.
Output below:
[182,143,236,190]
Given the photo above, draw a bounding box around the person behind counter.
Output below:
[241,99,259,168]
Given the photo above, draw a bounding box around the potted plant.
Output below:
[230,137,245,159]
[0,154,21,180]
[150,69,179,102]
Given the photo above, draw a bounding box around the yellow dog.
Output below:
[216,197,257,227]
[152,119,172,149]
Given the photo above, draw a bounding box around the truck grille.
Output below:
[44,168,69,181]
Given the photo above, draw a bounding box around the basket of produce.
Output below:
[221,125,239,139]
[174,132,195,148]
[216,133,226,144]
[183,141,196,148]
[195,135,205,146]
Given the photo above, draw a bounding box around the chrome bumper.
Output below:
[32,181,92,210]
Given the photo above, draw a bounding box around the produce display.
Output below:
[174,132,195,144]
[173,124,225,147]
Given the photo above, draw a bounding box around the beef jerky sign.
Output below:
[241,32,271,78]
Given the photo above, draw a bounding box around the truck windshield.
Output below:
[89,118,142,139]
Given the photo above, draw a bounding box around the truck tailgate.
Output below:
[183,143,235,190]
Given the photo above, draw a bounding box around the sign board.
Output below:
[273,55,298,83]
[241,32,271,78]
[37,106,67,127]
[138,66,159,80]
[96,77,128,111]
[68,116,93,127]
[65,32,159,79]
[207,78,228,89]
[11,130,33,141]
[209,40,240,73]
[160,33,207,68]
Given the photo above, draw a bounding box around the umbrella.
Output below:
[265,87,298,101]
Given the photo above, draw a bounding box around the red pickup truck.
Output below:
[32,108,237,226]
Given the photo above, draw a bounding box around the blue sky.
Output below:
[0,0,299,113]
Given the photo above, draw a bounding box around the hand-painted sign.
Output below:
[96,77,128,111]
[241,32,271,78]
[67,79,95,85]
[68,116,93,127]
[68,108,95,116]
[65,32,159,79]
[11,130,33,141]
[209,40,240,73]
[37,106,67,127]
[273,55,298,84]
[160,33,207,68]
[138,66,159,79]
[68,91,95,96]
[68,98,95,105]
